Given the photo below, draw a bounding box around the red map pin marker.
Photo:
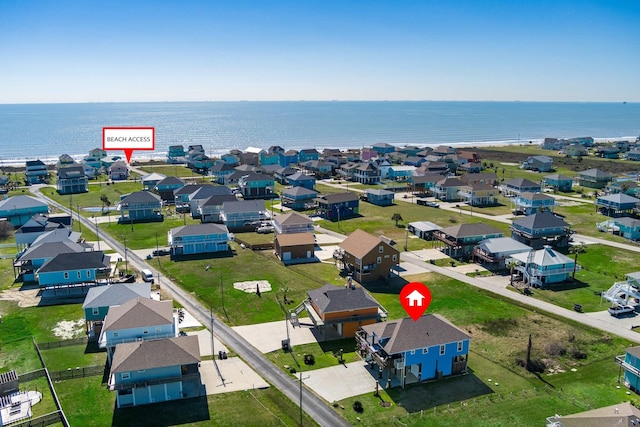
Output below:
[400,282,432,321]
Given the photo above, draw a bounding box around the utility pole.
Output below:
[123,237,128,274]
[76,204,82,232]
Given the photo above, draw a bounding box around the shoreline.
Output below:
[0,136,636,169]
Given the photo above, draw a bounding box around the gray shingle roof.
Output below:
[0,195,48,211]
[201,194,237,207]
[317,192,359,204]
[190,185,232,200]
[103,298,173,332]
[361,314,470,355]
[119,191,162,204]
[598,193,640,204]
[439,223,502,239]
[19,240,86,261]
[82,283,151,309]
[155,176,184,187]
[282,186,318,197]
[110,335,200,373]
[38,251,110,273]
[308,284,380,314]
[512,212,569,229]
[274,212,312,226]
[222,199,265,214]
[504,178,541,188]
[171,223,229,237]
[288,172,315,181]
[57,165,86,178]
[579,168,612,179]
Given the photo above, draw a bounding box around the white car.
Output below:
[608,305,634,317]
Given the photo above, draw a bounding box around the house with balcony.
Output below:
[503,178,542,197]
[166,145,185,163]
[101,155,124,169]
[278,150,299,167]
[363,189,395,206]
[407,175,441,195]
[433,223,503,258]
[301,160,333,179]
[274,233,316,266]
[355,314,470,388]
[577,168,613,189]
[13,213,71,251]
[459,173,499,186]
[25,160,49,184]
[509,246,579,288]
[458,184,497,206]
[99,297,177,362]
[594,145,620,159]
[211,161,237,185]
[616,346,640,394]
[281,186,318,210]
[472,237,532,268]
[316,192,359,220]
[457,162,483,174]
[168,223,231,257]
[596,193,640,217]
[546,402,640,427]
[615,217,640,241]
[198,194,237,223]
[387,165,415,181]
[108,161,129,181]
[511,212,572,249]
[108,335,202,408]
[513,192,556,215]
[371,143,395,156]
[56,165,88,195]
[626,149,640,161]
[0,195,49,227]
[154,176,185,204]
[298,148,319,163]
[36,251,111,288]
[564,143,589,157]
[521,155,553,172]
[273,212,314,235]
[433,177,466,202]
[238,172,275,199]
[220,199,266,230]
[542,138,566,150]
[187,185,233,219]
[295,284,383,339]
[337,229,399,284]
[544,173,573,192]
[259,150,280,166]
[407,221,442,241]
[353,163,381,185]
[141,173,166,191]
[82,283,151,336]
[118,192,163,223]
[286,172,316,190]
[14,239,86,282]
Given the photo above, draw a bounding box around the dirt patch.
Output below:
[0,288,41,308]
[52,319,85,339]
[233,280,272,294]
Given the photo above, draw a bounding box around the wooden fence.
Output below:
[10,411,63,427]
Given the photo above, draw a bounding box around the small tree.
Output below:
[506,259,517,287]
[391,213,403,227]
[0,220,13,240]
[569,243,586,279]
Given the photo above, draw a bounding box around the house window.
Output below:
[410,350,415,355]
[392,254,397,262]
[440,345,445,355]
[379,246,384,253]
[92,307,99,315]
[77,271,81,279]
[113,332,119,337]
[138,370,145,373]
[422,348,428,354]
[458,341,463,352]
[87,271,91,278]
[377,256,382,264]
[143,330,149,334]
[121,372,130,380]
[63,272,69,279]
[155,327,161,333]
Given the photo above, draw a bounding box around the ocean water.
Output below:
[0,101,638,164]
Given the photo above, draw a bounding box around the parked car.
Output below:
[256,225,275,234]
[152,248,171,256]
[608,304,634,317]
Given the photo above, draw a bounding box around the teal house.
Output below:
[287,172,316,190]
[544,174,573,192]
[154,176,185,203]
[510,246,578,288]
[118,191,163,223]
[0,195,49,227]
[356,314,470,388]
[108,335,202,408]
[14,240,85,282]
[168,223,231,256]
[36,251,111,287]
[616,346,640,394]
[99,298,177,362]
[238,172,275,199]
[82,283,151,335]
[279,150,299,167]
[596,193,640,217]
[513,192,556,215]
[364,189,395,206]
[298,148,319,163]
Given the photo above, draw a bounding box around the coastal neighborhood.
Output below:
[3,136,640,426]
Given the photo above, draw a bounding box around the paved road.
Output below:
[29,185,350,427]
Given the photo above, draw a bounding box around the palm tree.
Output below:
[506,259,518,287]
[569,243,586,279]
[391,213,403,227]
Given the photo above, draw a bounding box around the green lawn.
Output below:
[56,377,319,427]
[40,343,107,371]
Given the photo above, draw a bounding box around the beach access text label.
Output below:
[102,127,155,163]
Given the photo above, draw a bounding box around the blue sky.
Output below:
[1,0,638,103]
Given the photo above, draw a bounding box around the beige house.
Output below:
[337,229,399,283]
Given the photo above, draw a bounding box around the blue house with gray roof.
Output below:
[82,283,151,335]
[118,191,163,223]
[36,251,111,288]
[168,223,231,256]
[510,212,572,249]
[108,335,201,408]
[281,186,318,210]
[596,193,640,217]
[221,199,266,230]
[57,165,88,195]
[356,314,470,388]
[0,195,49,227]
[544,174,573,192]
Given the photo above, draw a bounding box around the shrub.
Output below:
[571,348,587,360]
[289,367,297,374]
[545,341,567,357]
[304,354,315,365]
[353,401,364,413]
[527,358,546,373]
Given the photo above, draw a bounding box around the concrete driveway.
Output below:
[200,358,269,395]
[301,361,378,402]
[233,320,319,353]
